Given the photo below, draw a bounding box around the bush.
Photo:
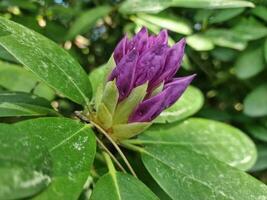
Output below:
[0,0,266,199]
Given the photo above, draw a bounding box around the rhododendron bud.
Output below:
[91,27,195,141]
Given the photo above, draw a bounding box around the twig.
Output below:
[90,120,137,178]
[95,136,126,173]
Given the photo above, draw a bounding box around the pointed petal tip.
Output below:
[180,74,196,86]
[165,74,196,89]
[175,37,186,48]
[138,26,148,34]
[159,29,168,36]
[186,73,197,81]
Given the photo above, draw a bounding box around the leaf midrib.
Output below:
[143,149,235,200]
[49,125,90,152]
[109,171,122,200]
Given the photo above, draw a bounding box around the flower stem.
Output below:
[90,120,137,178]
[96,136,126,173]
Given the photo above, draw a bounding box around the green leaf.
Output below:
[0,0,37,10]
[232,17,267,41]
[119,0,254,14]
[265,38,267,62]
[0,91,50,107]
[194,8,244,24]
[0,61,55,100]
[139,118,257,171]
[0,17,92,105]
[186,34,214,51]
[208,8,245,24]
[131,16,161,36]
[234,47,265,79]
[205,29,247,50]
[246,124,267,142]
[211,47,237,62]
[244,84,267,117]
[251,144,267,172]
[0,124,52,199]
[90,171,159,200]
[66,6,111,40]
[154,86,204,123]
[0,45,17,62]
[0,91,59,117]
[137,13,192,35]
[0,20,11,36]
[15,118,96,200]
[141,144,267,200]
[252,6,267,22]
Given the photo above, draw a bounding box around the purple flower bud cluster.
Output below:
[109,27,195,123]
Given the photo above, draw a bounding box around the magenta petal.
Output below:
[128,27,149,54]
[129,74,195,122]
[134,44,168,87]
[163,74,196,107]
[114,36,128,64]
[148,38,186,91]
[109,49,138,101]
[128,90,166,123]
[149,29,168,47]
[164,38,186,80]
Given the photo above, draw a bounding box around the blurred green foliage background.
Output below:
[0,0,267,182]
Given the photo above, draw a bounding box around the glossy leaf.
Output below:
[186,34,214,51]
[139,118,257,171]
[119,0,254,14]
[211,47,237,62]
[252,6,267,22]
[251,145,267,172]
[131,16,161,36]
[205,29,247,50]
[154,86,204,123]
[208,8,244,24]
[0,124,51,199]
[0,0,37,10]
[14,118,96,200]
[0,91,59,117]
[0,45,17,62]
[234,47,265,79]
[246,124,267,142]
[265,38,267,62]
[0,17,92,105]
[90,171,159,200]
[0,61,55,100]
[194,8,244,24]
[66,6,111,40]
[244,84,267,117]
[233,17,267,41]
[137,13,192,35]
[142,144,267,200]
